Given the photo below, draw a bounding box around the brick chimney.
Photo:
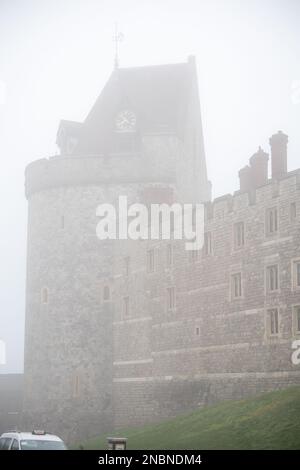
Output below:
[269,131,288,179]
[249,146,269,188]
[239,165,252,192]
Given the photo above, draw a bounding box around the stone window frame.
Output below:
[166,287,176,311]
[291,258,300,291]
[265,264,280,294]
[265,206,278,237]
[233,221,245,250]
[230,272,243,300]
[41,287,49,305]
[292,305,300,336]
[265,307,280,339]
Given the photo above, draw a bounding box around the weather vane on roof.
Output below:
[113,23,124,69]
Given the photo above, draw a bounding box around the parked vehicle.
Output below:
[0,430,67,450]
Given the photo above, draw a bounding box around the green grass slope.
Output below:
[78,387,300,450]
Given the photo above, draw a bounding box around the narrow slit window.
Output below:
[41,287,49,304]
[123,296,130,317]
[266,265,279,292]
[147,249,155,273]
[124,257,130,276]
[234,222,244,249]
[267,308,279,336]
[167,244,173,266]
[103,285,110,301]
[167,287,176,310]
[266,207,278,235]
[231,273,242,299]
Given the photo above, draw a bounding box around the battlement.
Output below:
[205,169,300,220]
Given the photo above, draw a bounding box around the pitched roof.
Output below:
[60,57,198,156]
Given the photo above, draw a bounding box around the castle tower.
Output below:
[23,57,211,442]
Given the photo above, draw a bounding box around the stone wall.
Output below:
[112,170,300,428]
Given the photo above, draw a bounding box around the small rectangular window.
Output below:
[267,308,279,336]
[234,222,245,249]
[123,296,130,317]
[124,257,130,276]
[167,244,173,266]
[195,327,200,336]
[73,374,80,398]
[266,265,279,292]
[297,263,300,288]
[297,307,300,333]
[204,232,212,256]
[290,202,297,221]
[292,260,300,289]
[231,273,242,299]
[41,287,49,304]
[60,215,65,230]
[167,287,176,310]
[147,249,155,273]
[103,285,110,301]
[266,207,278,235]
[293,306,300,335]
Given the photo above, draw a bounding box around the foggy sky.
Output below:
[0,0,299,373]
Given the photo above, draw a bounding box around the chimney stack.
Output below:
[239,165,252,192]
[269,130,288,179]
[249,146,269,188]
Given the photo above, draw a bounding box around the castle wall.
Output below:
[112,171,300,428]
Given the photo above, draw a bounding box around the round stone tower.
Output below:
[22,58,211,442]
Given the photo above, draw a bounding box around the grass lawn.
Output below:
[76,386,300,450]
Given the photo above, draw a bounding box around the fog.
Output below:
[0,0,299,373]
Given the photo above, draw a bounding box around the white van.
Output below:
[0,430,67,450]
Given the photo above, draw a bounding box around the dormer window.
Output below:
[66,136,78,155]
[56,120,81,155]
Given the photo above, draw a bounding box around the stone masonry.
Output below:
[22,57,300,442]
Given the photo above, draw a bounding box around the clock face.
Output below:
[115,110,136,131]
